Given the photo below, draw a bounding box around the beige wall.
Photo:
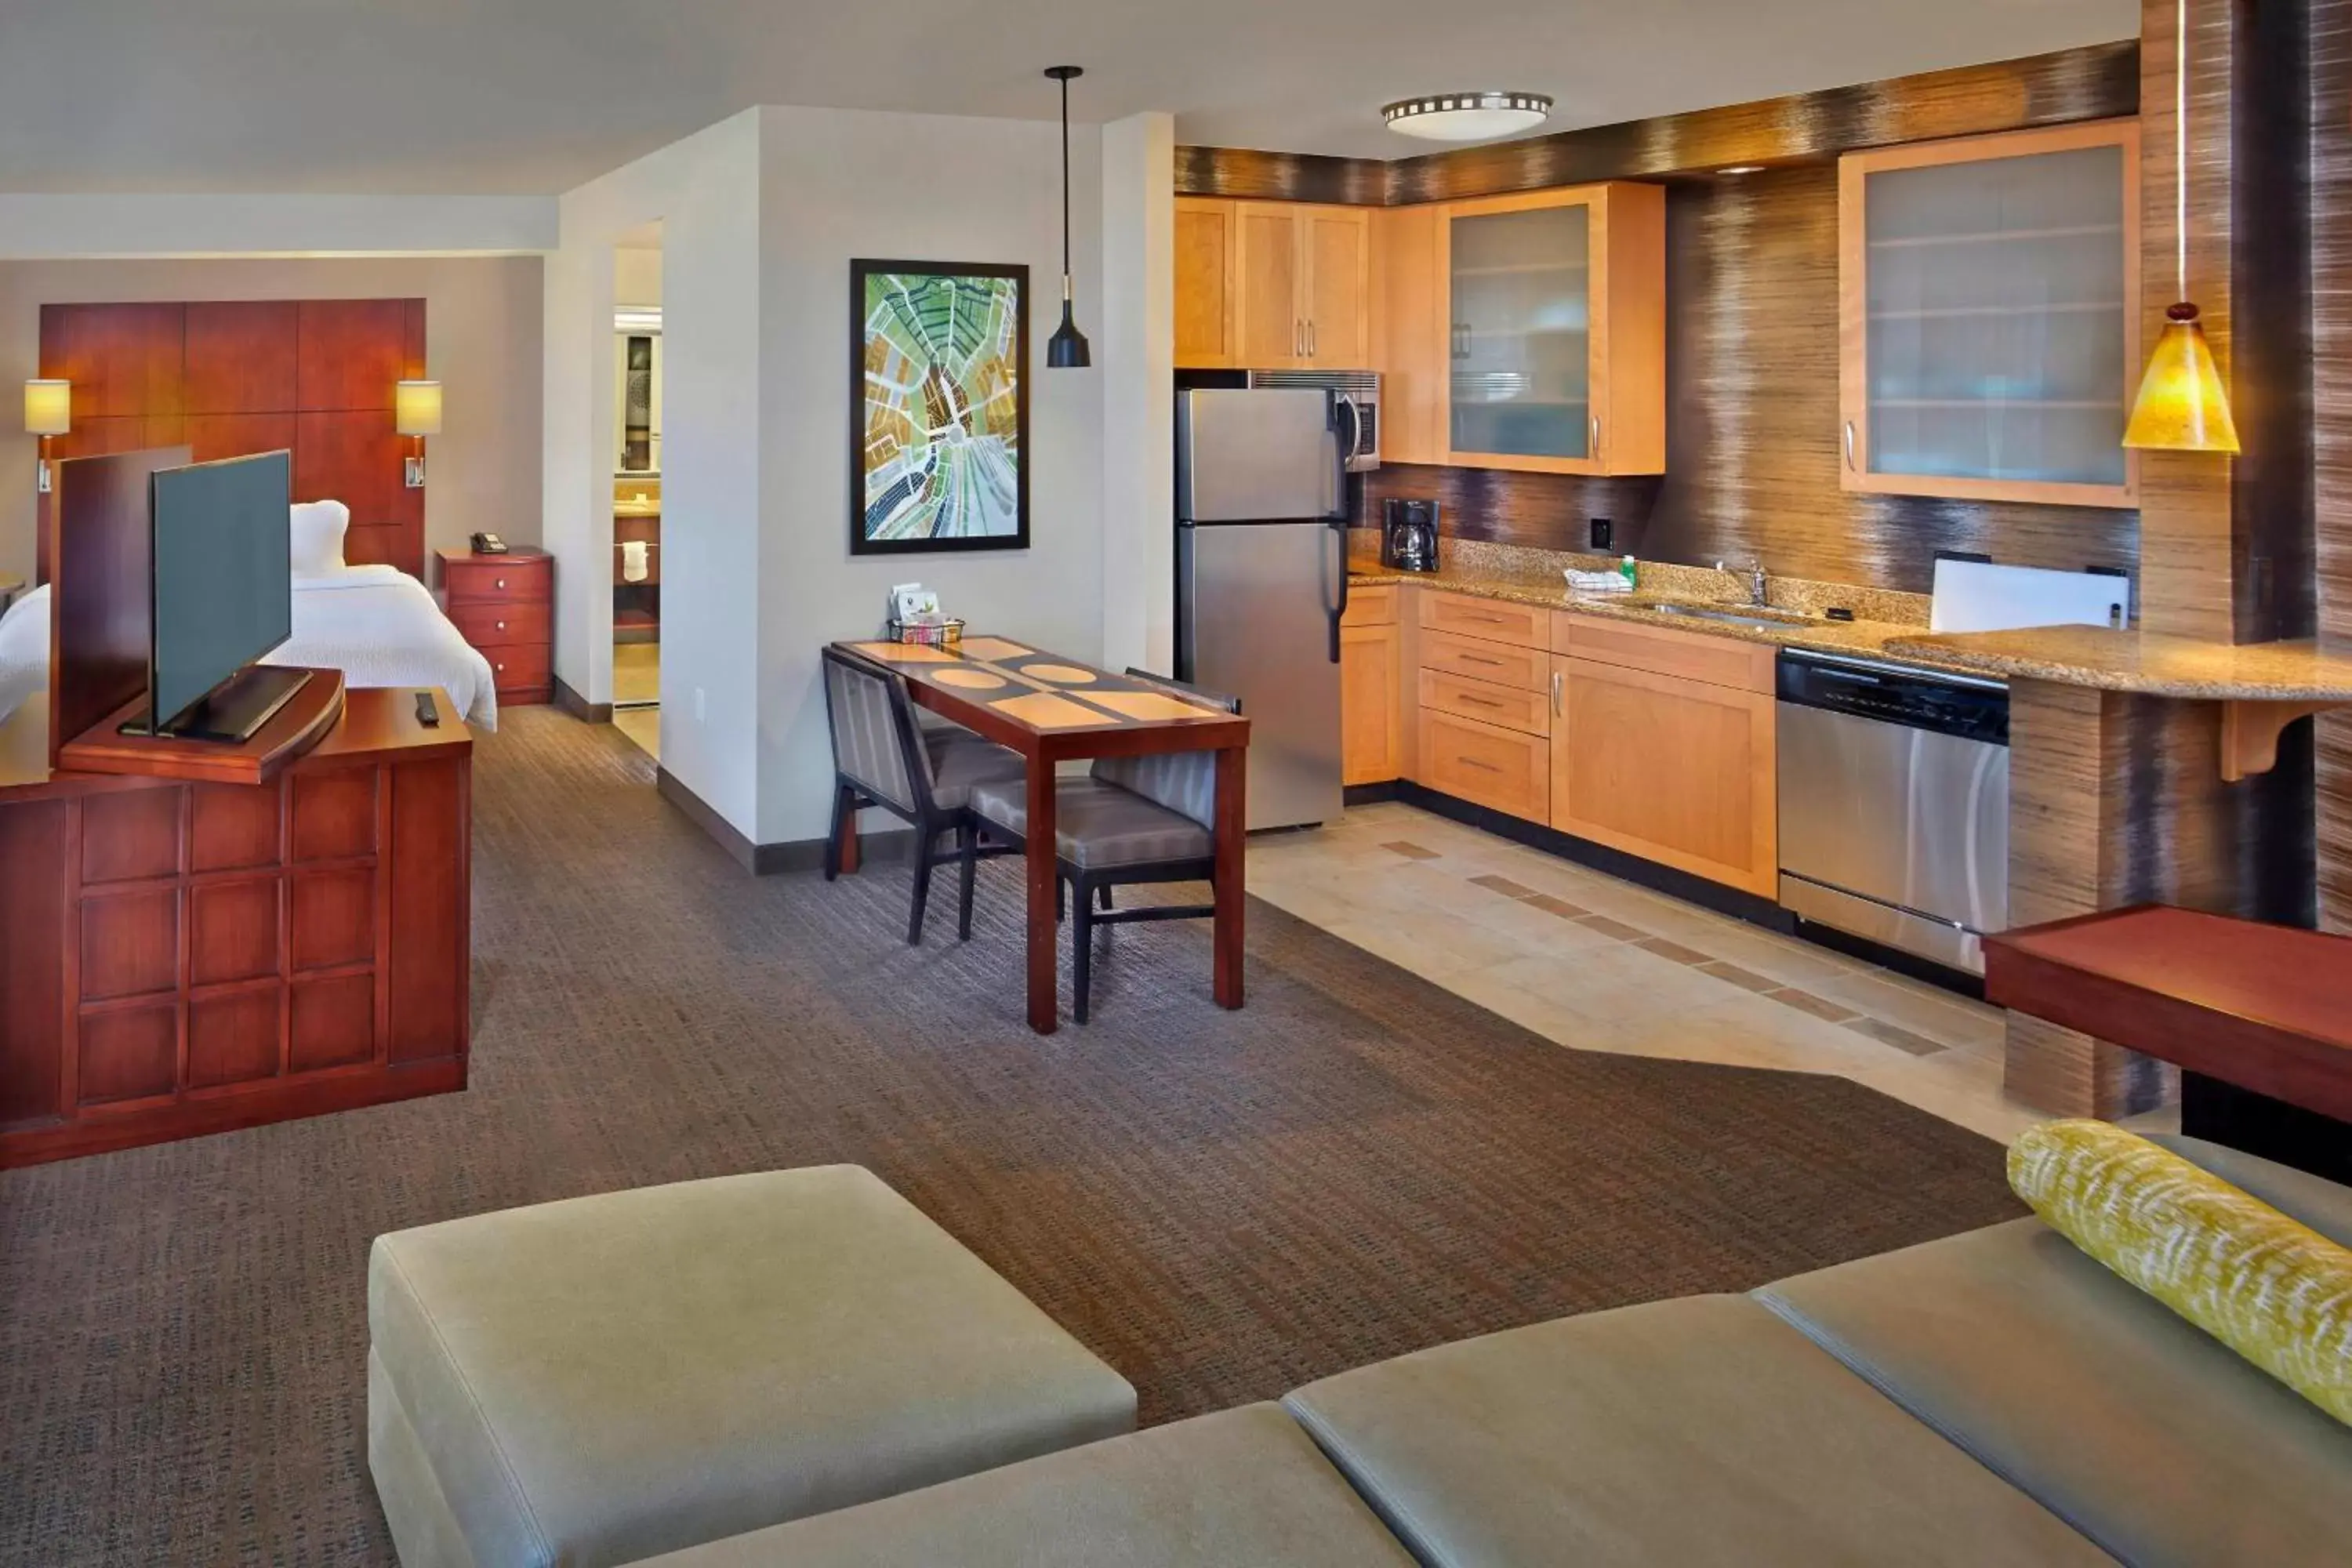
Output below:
[614,245,662,307]
[0,255,543,586]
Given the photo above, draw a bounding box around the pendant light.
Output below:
[1044,65,1091,369]
[2123,0,2238,452]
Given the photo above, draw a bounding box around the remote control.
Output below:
[415,691,440,728]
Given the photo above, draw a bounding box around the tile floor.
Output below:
[1247,800,2179,1145]
[613,641,659,759]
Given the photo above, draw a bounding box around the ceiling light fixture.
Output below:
[1382,91,1552,143]
[1716,165,1766,176]
[1044,65,1091,370]
[2123,0,2238,453]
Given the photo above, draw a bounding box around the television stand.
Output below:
[59,667,347,786]
[125,665,313,743]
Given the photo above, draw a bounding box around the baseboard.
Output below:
[653,768,919,876]
[1394,782,1793,934]
[1343,781,1400,807]
[554,678,612,724]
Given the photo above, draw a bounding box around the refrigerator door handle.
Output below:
[1326,518,1349,664]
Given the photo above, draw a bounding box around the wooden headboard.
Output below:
[37,299,426,581]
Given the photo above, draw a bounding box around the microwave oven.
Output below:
[1247,369,1380,473]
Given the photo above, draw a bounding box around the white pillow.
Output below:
[289,499,350,578]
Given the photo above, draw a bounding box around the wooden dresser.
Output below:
[0,688,472,1167]
[438,546,554,706]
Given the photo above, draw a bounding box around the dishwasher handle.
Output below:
[1776,649,2010,746]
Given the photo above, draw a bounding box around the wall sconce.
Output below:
[395,379,442,488]
[24,379,70,494]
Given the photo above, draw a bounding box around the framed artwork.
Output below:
[850,259,1030,555]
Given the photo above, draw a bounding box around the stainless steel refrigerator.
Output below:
[1176,387,1352,832]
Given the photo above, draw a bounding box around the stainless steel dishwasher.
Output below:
[1776,649,2009,975]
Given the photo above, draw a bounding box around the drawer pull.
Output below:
[495,620,507,632]
[1460,654,1503,666]
[1459,758,1501,774]
[1460,695,1501,709]
[495,578,507,591]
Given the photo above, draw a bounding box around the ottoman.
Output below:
[366,1167,1136,1568]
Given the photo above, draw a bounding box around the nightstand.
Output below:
[437,546,553,706]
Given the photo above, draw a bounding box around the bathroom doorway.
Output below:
[612,223,662,759]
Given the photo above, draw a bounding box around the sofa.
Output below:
[625,1134,2350,1566]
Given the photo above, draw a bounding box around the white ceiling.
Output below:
[0,0,2136,196]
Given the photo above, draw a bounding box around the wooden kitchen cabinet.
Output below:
[1375,183,1665,475]
[1839,119,2140,507]
[1548,648,1778,898]
[1174,198,1241,368]
[1341,622,1401,785]
[1175,198,1373,370]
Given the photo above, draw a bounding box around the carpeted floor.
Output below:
[0,709,2023,1566]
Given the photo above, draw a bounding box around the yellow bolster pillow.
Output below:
[2008,1120,2352,1427]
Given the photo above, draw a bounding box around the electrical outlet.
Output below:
[694,688,706,722]
[1589,517,1613,551]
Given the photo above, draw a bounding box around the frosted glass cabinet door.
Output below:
[1840,120,2140,507]
[1448,197,1595,463]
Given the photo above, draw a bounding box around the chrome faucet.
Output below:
[1716,557,1769,607]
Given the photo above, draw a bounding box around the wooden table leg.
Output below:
[1025,758,1059,1033]
[1212,744,1246,1010]
[837,800,861,876]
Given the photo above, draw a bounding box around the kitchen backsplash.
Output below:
[1359,165,2142,599]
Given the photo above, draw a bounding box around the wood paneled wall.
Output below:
[1179,44,2139,205]
[1365,166,2143,593]
[38,299,426,577]
[2314,0,2352,931]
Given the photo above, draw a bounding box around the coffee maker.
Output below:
[1381,499,1439,573]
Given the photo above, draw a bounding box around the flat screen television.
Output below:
[138,450,304,742]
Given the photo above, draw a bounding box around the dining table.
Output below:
[834,635,1253,1034]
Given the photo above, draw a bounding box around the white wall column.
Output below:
[1098,112,1177,677]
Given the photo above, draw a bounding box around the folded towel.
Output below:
[621,539,651,584]
[1564,570,1633,593]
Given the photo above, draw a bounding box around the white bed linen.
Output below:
[274,564,498,729]
[0,567,497,730]
[0,585,48,730]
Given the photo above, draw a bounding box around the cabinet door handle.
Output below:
[1843,420,1858,473]
[1308,319,1318,358]
[1552,669,1563,717]
[1294,319,1304,358]
[1590,414,1602,462]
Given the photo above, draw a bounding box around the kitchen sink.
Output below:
[1642,603,1813,630]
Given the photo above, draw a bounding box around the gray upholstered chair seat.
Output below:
[970,778,1212,869]
[922,728,1025,811]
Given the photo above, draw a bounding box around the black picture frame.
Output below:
[849,258,1031,556]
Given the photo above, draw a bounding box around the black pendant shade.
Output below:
[1045,65,1091,369]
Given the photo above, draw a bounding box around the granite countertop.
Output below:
[1348,561,1987,677]
[1356,556,2352,702]
[1880,625,2352,702]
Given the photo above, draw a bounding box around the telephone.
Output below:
[470,532,510,555]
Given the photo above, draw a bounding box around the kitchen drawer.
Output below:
[1419,628,1548,691]
[1342,583,1398,628]
[1419,667,1549,738]
[1418,710,1549,822]
[1420,590,1548,648]
[481,643,552,695]
[1552,612,1777,692]
[443,555,551,606]
[449,601,550,649]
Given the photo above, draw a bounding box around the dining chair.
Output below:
[819,647,1025,946]
[967,670,1240,1022]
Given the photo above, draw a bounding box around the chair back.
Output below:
[1091,669,1240,830]
[821,648,931,815]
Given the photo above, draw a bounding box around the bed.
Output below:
[0,564,498,732]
